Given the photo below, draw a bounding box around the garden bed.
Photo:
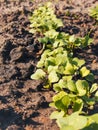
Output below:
[0,0,98,130]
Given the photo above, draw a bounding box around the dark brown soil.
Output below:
[0,0,98,130]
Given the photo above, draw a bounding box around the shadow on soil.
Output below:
[0,107,41,130]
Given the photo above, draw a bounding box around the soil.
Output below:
[0,0,98,130]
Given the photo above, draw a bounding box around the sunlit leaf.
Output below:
[44,29,59,38]
[67,80,77,92]
[95,91,98,97]
[48,65,58,73]
[31,69,46,80]
[80,67,90,77]
[61,95,70,108]
[43,84,50,89]
[53,79,67,92]
[89,114,98,123]
[48,70,59,83]
[53,91,67,102]
[90,83,98,93]
[72,57,85,67]
[55,53,67,65]
[76,80,89,96]
[69,35,75,43]
[62,76,72,81]
[57,112,87,130]
[61,125,76,130]
[50,111,65,119]
[64,62,74,75]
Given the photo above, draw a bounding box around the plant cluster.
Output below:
[29,2,63,34]
[39,30,92,52]
[89,5,98,20]
[29,2,98,130]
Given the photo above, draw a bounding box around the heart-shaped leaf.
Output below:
[48,70,59,83]
[76,80,89,96]
[31,69,46,80]
[80,67,90,77]
[72,57,85,67]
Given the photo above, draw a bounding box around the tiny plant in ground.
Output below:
[89,5,98,20]
[30,2,98,130]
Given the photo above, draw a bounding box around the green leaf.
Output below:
[82,113,98,130]
[76,80,89,96]
[83,123,98,130]
[85,73,94,82]
[43,84,50,89]
[50,111,65,119]
[53,85,62,92]
[44,29,59,38]
[80,66,90,77]
[53,91,67,102]
[41,49,51,59]
[72,58,85,67]
[37,60,44,68]
[64,62,74,75]
[57,66,65,74]
[46,56,56,66]
[31,69,46,80]
[53,79,67,92]
[69,35,75,43]
[39,37,49,44]
[89,114,98,123]
[49,102,55,108]
[62,76,72,81]
[53,41,59,48]
[61,95,70,108]
[90,83,98,93]
[60,125,76,130]
[48,65,58,73]
[83,96,95,106]
[73,99,83,112]
[55,53,67,65]
[37,49,51,68]
[83,35,93,47]
[69,94,77,98]
[57,112,87,130]
[95,91,98,97]
[55,100,66,111]
[48,70,59,83]
[83,114,98,130]
[89,5,98,20]
[67,80,77,92]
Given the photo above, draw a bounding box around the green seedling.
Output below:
[89,5,98,20]
[29,2,63,35]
